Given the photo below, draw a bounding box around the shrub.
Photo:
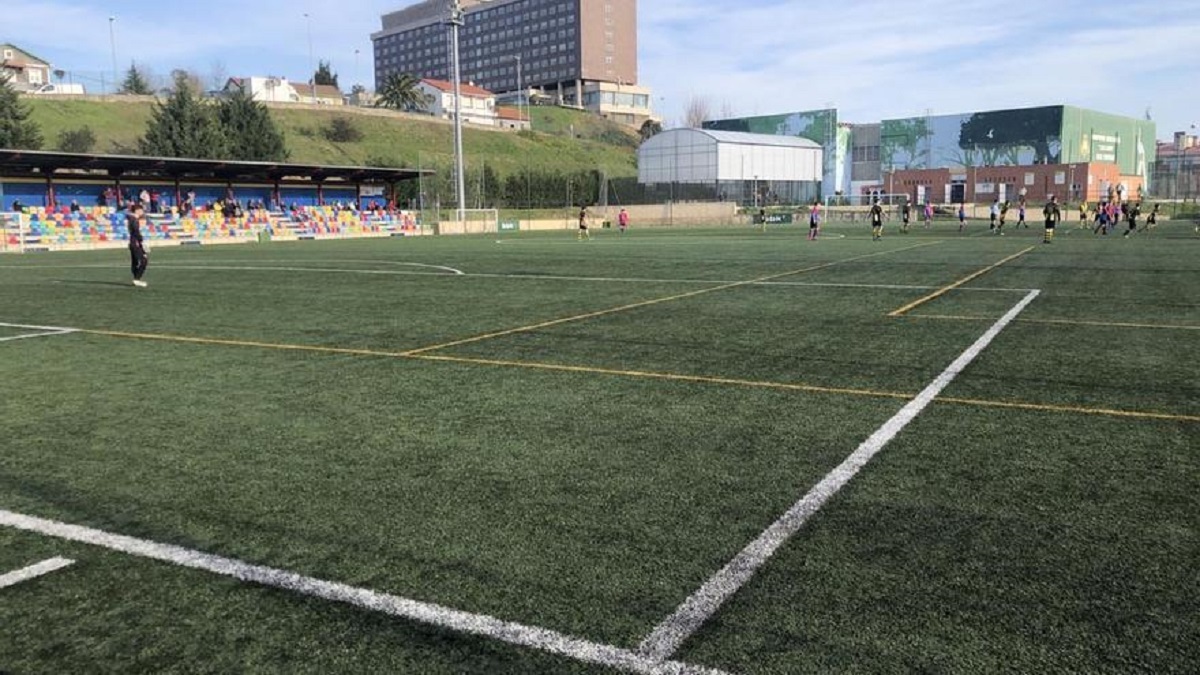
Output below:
[57,126,97,153]
[323,117,363,143]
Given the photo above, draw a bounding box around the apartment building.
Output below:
[372,0,653,127]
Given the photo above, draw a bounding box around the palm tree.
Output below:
[375,73,431,112]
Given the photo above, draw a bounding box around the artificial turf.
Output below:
[1,221,1196,673]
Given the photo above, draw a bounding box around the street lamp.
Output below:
[512,54,526,130]
[108,16,117,95]
[304,12,316,104]
[447,0,466,221]
[354,48,360,92]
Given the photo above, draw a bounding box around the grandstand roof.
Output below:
[0,150,428,184]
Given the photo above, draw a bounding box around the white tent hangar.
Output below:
[638,128,823,205]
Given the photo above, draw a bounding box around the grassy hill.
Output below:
[22,98,638,178]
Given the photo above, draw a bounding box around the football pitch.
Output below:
[1,221,1197,673]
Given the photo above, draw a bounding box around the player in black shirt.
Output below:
[1123,202,1141,238]
[901,202,911,233]
[128,203,150,287]
[870,200,884,241]
[1042,195,1062,244]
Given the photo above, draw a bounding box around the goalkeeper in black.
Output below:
[128,203,150,287]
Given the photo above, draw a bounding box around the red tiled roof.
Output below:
[496,106,528,121]
[421,78,493,98]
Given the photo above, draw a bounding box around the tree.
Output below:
[375,72,430,112]
[0,78,43,149]
[57,126,97,153]
[169,69,205,95]
[138,75,224,158]
[638,119,663,141]
[120,63,154,95]
[683,95,712,128]
[216,90,288,161]
[314,60,339,88]
[209,59,229,93]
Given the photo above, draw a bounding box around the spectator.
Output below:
[70,200,81,213]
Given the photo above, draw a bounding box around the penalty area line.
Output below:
[0,509,726,675]
[0,557,75,589]
[0,321,79,343]
[637,289,1042,662]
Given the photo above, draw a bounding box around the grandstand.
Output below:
[0,150,429,252]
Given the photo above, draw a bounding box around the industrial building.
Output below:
[637,129,823,206]
[372,0,654,127]
[704,105,1156,204]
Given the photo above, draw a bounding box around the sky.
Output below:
[3,0,1197,139]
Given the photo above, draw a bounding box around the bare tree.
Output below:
[683,95,713,128]
[720,99,736,120]
[209,59,229,92]
[169,69,205,95]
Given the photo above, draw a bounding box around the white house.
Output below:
[223,77,343,106]
[417,78,496,126]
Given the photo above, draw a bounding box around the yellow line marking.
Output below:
[67,326,1197,423]
[401,241,943,356]
[937,396,1200,423]
[912,315,1200,331]
[888,246,1036,317]
[409,353,914,400]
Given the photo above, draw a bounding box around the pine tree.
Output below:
[216,90,288,161]
[120,64,154,95]
[138,76,224,158]
[0,78,43,149]
[313,60,339,88]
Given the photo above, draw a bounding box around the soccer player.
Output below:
[989,199,1000,232]
[1078,201,1089,228]
[127,203,150,287]
[923,201,934,229]
[618,207,629,234]
[901,201,911,233]
[577,204,591,240]
[808,199,821,241]
[1017,199,1028,228]
[870,199,884,241]
[997,201,1009,235]
[1123,201,1141,238]
[1094,203,1109,235]
[957,202,967,233]
[1043,195,1062,244]
[1141,203,1159,233]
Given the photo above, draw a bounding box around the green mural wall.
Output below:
[1060,106,1156,180]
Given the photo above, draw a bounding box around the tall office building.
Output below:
[372,0,654,127]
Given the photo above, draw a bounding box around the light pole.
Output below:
[354,48,361,92]
[512,54,526,130]
[448,0,467,222]
[304,12,316,104]
[108,16,117,94]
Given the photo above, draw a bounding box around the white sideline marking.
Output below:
[5,262,1036,295]
[637,289,1042,662]
[0,510,726,675]
[0,322,78,343]
[0,557,75,589]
